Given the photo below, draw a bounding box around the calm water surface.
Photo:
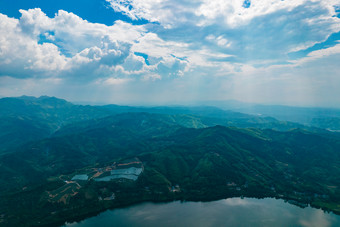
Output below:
[65,198,340,227]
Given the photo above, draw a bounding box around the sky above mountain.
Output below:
[1,0,340,106]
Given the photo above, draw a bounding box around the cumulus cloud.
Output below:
[108,0,340,63]
[0,9,133,79]
[0,13,66,77]
[0,8,190,82]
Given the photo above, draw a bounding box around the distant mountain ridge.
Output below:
[0,96,110,152]
[208,100,340,130]
[0,96,326,153]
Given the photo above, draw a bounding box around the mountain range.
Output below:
[0,96,339,226]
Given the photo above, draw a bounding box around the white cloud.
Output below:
[1,8,154,79]
[101,77,132,85]
[289,42,340,66]
[106,0,200,28]
[305,42,340,59]
[133,33,189,58]
[196,0,308,27]
[206,35,231,48]
[143,73,161,81]
[19,8,52,36]
[107,0,340,28]
[0,8,194,81]
[0,13,66,77]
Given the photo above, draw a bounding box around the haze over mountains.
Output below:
[0,96,340,226]
[2,95,340,150]
[1,95,337,153]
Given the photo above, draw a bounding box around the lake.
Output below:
[65,197,340,227]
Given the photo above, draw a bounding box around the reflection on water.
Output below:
[66,198,340,227]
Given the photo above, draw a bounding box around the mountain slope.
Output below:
[0,96,111,152]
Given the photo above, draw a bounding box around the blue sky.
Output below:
[1,0,340,107]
